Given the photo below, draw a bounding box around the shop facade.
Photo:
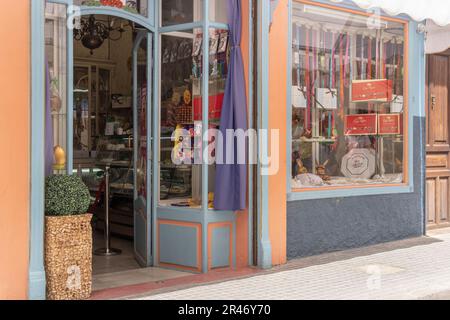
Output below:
[28,0,256,300]
[0,0,258,300]
[0,0,439,300]
[260,0,427,262]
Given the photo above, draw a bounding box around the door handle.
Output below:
[431,95,437,110]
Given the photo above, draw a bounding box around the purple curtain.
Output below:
[45,60,54,177]
[213,0,248,211]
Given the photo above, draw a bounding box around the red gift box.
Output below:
[378,114,401,135]
[352,79,393,102]
[345,114,378,136]
[193,93,224,121]
[400,113,404,135]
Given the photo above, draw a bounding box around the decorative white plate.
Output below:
[341,148,376,179]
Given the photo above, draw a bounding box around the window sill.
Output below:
[287,183,414,201]
[156,207,236,225]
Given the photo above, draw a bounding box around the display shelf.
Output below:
[293,138,336,143]
[161,164,192,169]
[159,198,202,209]
[98,134,133,139]
[96,162,132,168]
[351,100,396,104]
[185,77,227,85]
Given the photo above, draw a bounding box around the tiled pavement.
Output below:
[137,229,450,300]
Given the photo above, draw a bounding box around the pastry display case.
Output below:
[159,28,228,208]
[96,135,134,196]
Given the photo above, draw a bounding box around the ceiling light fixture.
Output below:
[73,15,133,54]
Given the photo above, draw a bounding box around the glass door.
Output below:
[73,66,90,156]
[133,30,153,267]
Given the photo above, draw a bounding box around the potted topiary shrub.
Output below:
[44,174,93,300]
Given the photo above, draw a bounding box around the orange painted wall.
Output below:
[268,0,288,266]
[0,0,30,299]
[235,0,250,268]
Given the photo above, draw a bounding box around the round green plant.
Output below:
[45,175,91,216]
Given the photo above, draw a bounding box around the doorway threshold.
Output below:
[93,267,189,292]
[90,267,261,300]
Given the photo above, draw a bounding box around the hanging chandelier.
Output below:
[74,15,133,54]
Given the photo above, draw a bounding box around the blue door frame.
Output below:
[132,30,153,267]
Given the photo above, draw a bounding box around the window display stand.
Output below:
[94,166,122,256]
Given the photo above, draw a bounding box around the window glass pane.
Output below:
[160,29,203,208]
[161,0,202,27]
[291,2,406,189]
[73,66,89,154]
[74,0,149,17]
[208,28,229,209]
[45,2,68,173]
[209,0,228,24]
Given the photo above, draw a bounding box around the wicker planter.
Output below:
[45,214,93,300]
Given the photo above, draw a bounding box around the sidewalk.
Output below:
[136,229,450,300]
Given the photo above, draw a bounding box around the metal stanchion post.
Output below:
[95,166,122,256]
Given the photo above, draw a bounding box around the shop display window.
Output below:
[291,1,407,190]
[159,28,229,209]
[207,28,229,206]
[160,29,202,208]
[74,0,149,17]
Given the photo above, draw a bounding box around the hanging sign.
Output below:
[351,79,393,102]
[344,114,377,136]
[378,114,401,135]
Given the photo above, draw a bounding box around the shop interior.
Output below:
[69,14,187,290]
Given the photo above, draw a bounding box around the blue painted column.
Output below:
[201,0,210,273]
[408,21,426,235]
[152,0,159,268]
[29,0,47,300]
[257,0,272,269]
[247,0,255,266]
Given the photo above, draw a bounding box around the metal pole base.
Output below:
[94,248,122,256]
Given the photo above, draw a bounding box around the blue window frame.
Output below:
[286,0,425,202]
